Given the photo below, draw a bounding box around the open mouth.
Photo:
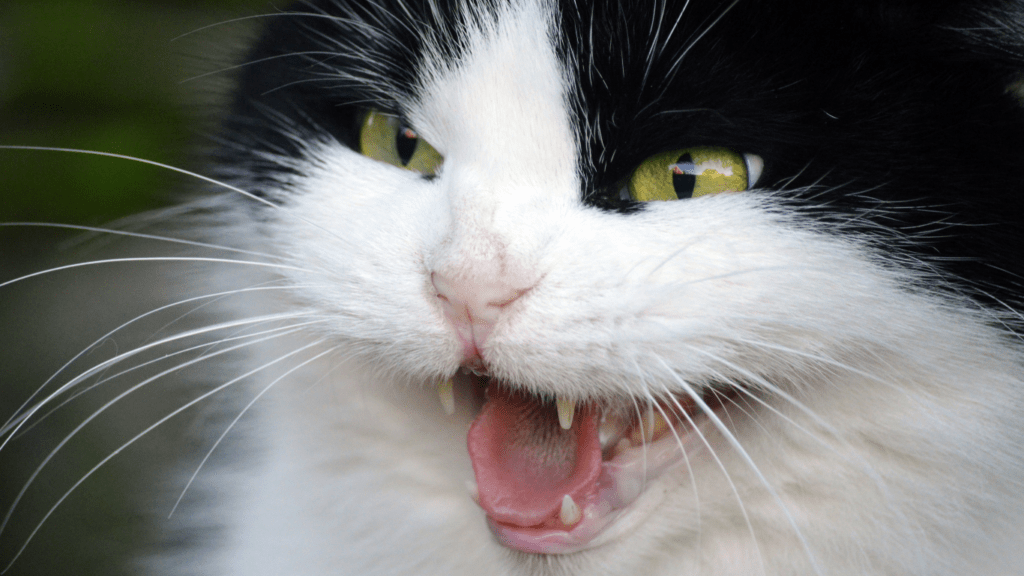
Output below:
[444,370,736,554]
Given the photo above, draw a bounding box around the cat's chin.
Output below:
[454,371,735,554]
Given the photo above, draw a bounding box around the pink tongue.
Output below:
[467,386,602,527]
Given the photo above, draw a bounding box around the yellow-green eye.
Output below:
[626,147,762,202]
[358,110,444,176]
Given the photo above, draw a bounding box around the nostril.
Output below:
[431,270,532,360]
[489,289,526,308]
[430,271,529,322]
[431,272,458,305]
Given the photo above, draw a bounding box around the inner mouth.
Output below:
[448,369,735,554]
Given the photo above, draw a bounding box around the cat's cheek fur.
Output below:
[210,280,1024,575]
[212,286,1024,575]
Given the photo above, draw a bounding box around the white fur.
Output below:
[150,0,1024,574]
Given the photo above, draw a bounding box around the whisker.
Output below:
[171,10,391,42]
[626,395,649,491]
[0,145,280,210]
[664,0,741,80]
[140,281,305,345]
[0,222,280,260]
[672,341,909,534]
[0,336,335,574]
[1,317,315,456]
[0,146,355,244]
[675,340,895,486]
[0,256,310,291]
[183,50,349,84]
[1,312,317,443]
[668,385,771,575]
[0,322,321,542]
[11,318,331,440]
[647,371,767,576]
[677,341,843,439]
[643,380,703,541]
[2,284,321,434]
[170,12,290,41]
[655,359,823,576]
[724,336,914,403]
[169,342,342,517]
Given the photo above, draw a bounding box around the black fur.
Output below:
[563,0,1024,309]
[220,0,1024,309]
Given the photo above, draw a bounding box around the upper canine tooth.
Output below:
[556,397,576,429]
[560,494,582,526]
[438,378,455,415]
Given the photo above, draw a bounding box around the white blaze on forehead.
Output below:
[409,0,577,197]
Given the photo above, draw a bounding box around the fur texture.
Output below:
[5,0,1024,574]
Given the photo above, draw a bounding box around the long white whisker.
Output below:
[171,11,392,43]
[652,379,767,576]
[626,395,649,491]
[185,49,343,83]
[664,0,741,81]
[0,336,333,574]
[0,222,279,260]
[168,342,340,517]
[647,393,703,542]
[0,323,319,541]
[656,359,823,576]
[683,341,901,510]
[1,312,316,443]
[726,336,917,395]
[675,341,845,439]
[0,146,353,243]
[0,145,279,209]
[0,256,309,291]
[140,282,323,346]
[707,374,802,439]
[171,12,292,41]
[12,318,331,439]
[2,284,319,434]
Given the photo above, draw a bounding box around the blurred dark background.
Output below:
[0,0,266,225]
[0,1,270,574]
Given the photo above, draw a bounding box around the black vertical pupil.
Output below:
[396,124,418,165]
[672,152,696,199]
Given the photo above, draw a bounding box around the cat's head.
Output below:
[210,0,1024,567]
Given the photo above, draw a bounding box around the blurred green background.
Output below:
[0,1,270,574]
[0,0,265,225]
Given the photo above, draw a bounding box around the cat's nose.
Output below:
[431,271,527,360]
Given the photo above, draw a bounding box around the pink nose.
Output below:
[431,271,526,361]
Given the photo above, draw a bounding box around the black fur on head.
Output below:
[218,0,1024,308]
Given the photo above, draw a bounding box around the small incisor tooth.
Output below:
[556,397,576,430]
[560,494,582,526]
[438,378,455,415]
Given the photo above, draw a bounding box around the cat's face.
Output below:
[6,0,1024,574]
[199,0,1024,571]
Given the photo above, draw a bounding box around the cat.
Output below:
[4,0,1024,574]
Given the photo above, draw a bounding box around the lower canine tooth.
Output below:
[556,397,576,429]
[438,378,455,415]
[560,494,582,526]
